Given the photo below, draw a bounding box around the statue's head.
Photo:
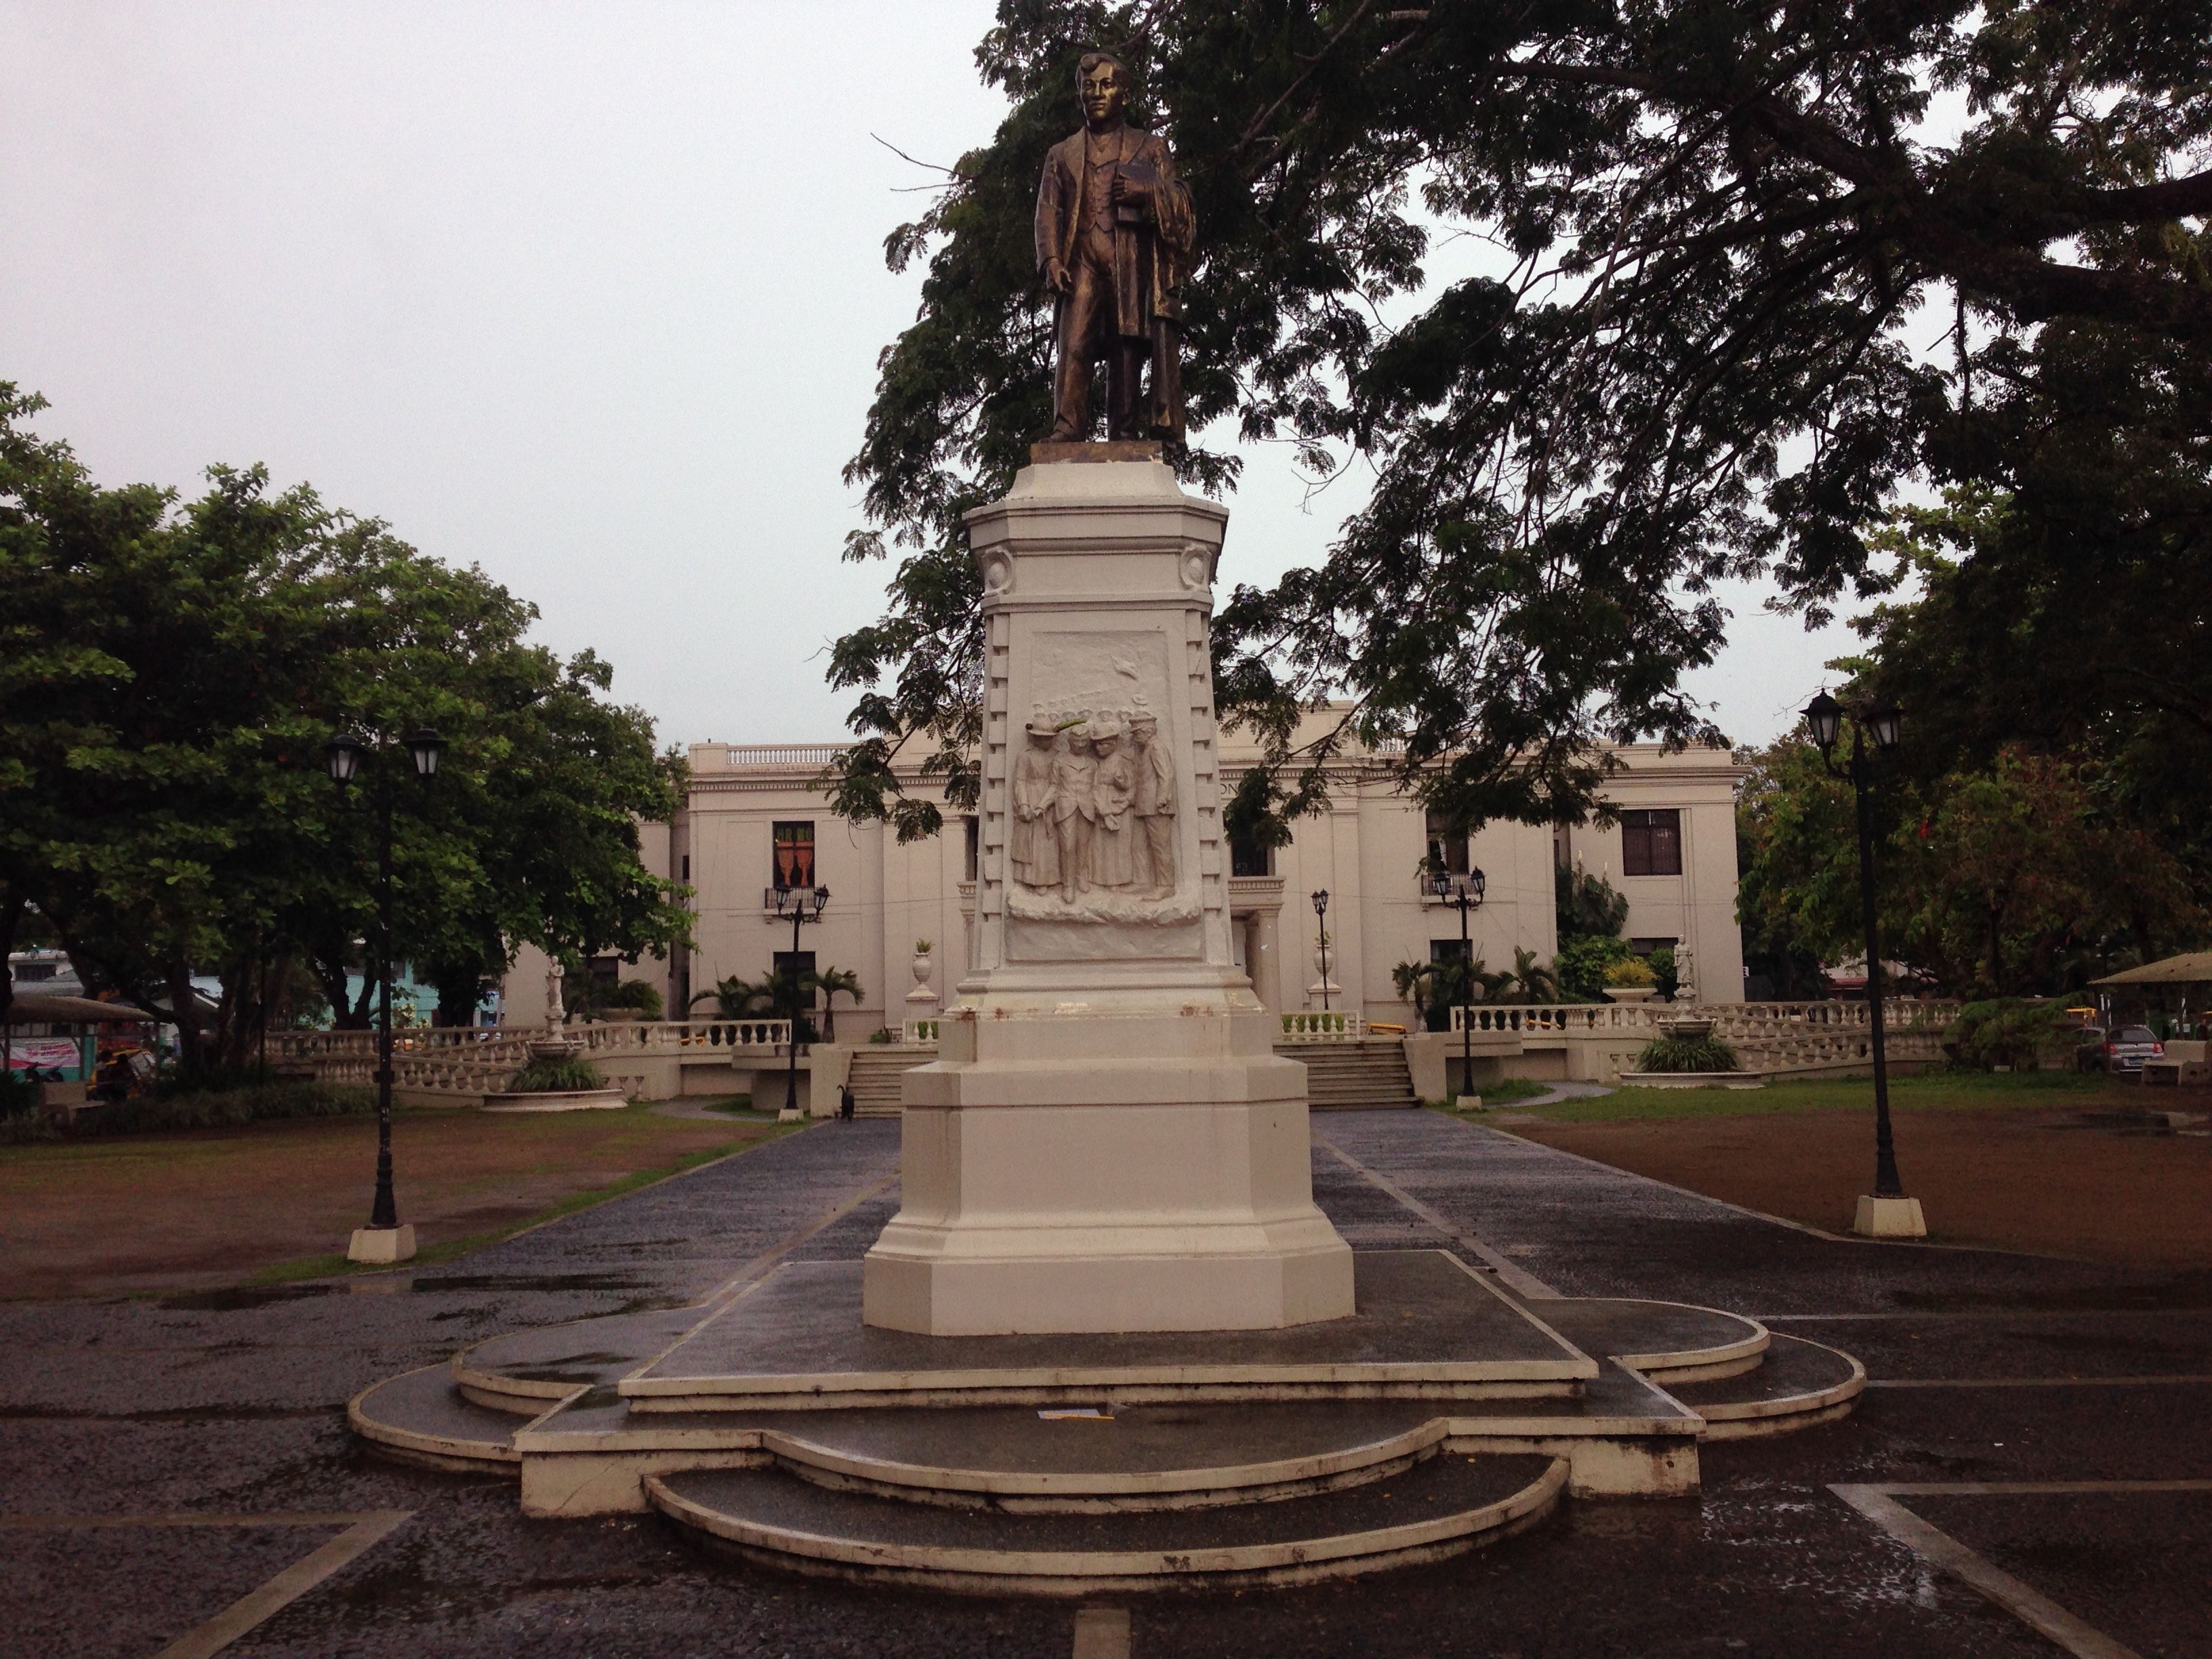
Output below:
[1077,52,1130,128]
[1130,712,1158,743]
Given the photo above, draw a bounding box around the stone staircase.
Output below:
[1282,1038,1419,1110]
[348,1252,1866,1595]
[844,1046,939,1117]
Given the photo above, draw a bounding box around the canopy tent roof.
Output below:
[3,993,161,1025]
[2088,952,2212,987]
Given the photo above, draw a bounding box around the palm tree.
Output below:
[689,974,776,1021]
[805,966,865,1042]
[1500,947,1561,1005]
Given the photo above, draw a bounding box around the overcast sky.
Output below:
[3,1,1858,754]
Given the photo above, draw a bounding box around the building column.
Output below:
[1249,909,1281,1010]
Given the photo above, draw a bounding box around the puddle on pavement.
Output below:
[413,1273,649,1294]
[161,1284,340,1312]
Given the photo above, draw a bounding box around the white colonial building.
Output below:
[508,716,1746,1038]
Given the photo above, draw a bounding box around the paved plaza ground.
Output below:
[3,1107,2209,1657]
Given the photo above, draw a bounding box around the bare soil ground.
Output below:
[0,1104,787,1298]
[1509,1086,2212,1267]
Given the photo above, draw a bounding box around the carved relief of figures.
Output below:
[1089,722,1137,890]
[1048,727,1097,904]
[1129,707,1175,897]
[1011,718,1062,891]
[1009,699,1183,909]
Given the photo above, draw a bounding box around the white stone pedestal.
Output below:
[348,1223,416,1265]
[1852,1195,1927,1238]
[861,451,1355,1336]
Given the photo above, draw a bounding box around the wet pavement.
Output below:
[3,1111,2207,1657]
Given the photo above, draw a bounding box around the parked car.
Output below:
[2075,1025,2165,1074]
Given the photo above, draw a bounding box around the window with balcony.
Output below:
[1229,835,1273,878]
[772,821,816,889]
[1425,809,1469,877]
[1620,808,1683,876]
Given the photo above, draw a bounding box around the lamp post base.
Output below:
[348,1223,417,1265]
[1852,1195,1927,1239]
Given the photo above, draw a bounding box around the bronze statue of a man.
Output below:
[1035,51,1193,443]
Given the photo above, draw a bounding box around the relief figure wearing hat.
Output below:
[1010,715,1062,891]
[1048,726,1099,904]
[1036,51,1193,443]
[1088,720,1137,890]
[1128,706,1176,897]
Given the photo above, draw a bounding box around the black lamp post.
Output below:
[325,724,443,1261]
[1803,691,1913,1221]
[772,882,830,1114]
[1310,890,1331,1014]
[1430,863,1488,1101]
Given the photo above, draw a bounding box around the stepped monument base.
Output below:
[859,450,1355,1336]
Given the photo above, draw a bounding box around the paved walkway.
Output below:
[3,1111,2207,1658]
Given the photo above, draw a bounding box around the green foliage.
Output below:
[0,386,690,1081]
[1945,1000,2072,1073]
[0,1079,371,1144]
[1634,1034,1740,1074]
[806,966,865,1042]
[587,979,665,1019]
[691,975,776,1019]
[1555,935,1633,1001]
[1605,956,1659,989]
[504,1052,608,1094]
[1555,867,1629,941]
[1647,945,1679,1001]
[825,3,2212,856]
[1736,726,2201,997]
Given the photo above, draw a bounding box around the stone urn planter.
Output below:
[907,945,937,1008]
[1603,986,1658,1004]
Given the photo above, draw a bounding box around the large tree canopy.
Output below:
[827,0,2212,842]
[0,386,689,1080]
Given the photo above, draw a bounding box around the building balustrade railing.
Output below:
[270,1019,794,1097]
[569,1019,792,1054]
[1445,998,1961,1075]
[900,1019,941,1046]
[1280,1012,1368,1041]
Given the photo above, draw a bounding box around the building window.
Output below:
[680,854,691,882]
[1229,835,1272,878]
[964,816,980,882]
[1620,808,1682,876]
[771,949,817,1009]
[772,821,816,889]
[1425,809,1469,876]
[1429,939,1469,966]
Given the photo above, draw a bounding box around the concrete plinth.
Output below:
[861,452,1355,1335]
[1852,1195,1927,1238]
[348,1223,416,1264]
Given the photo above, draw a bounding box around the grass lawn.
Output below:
[1496,1071,2212,1267]
[1513,1069,2122,1124]
[0,1097,798,1300]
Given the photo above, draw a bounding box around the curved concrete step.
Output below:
[755,1399,1452,1512]
[453,1305,707,1412]
[350,1365,527,1473]
[650,1451,1565,1594]
[1662,1334,1865,1439]
[1520,1296,1769,1382]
